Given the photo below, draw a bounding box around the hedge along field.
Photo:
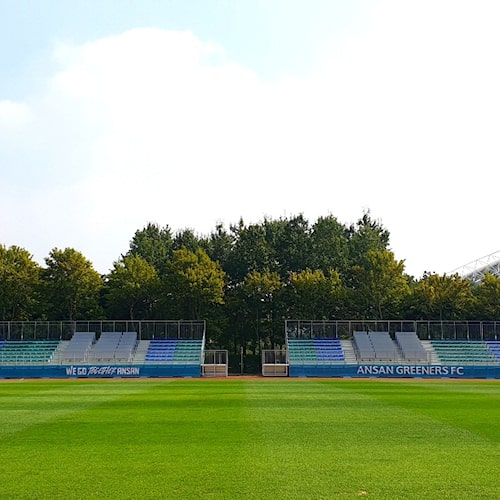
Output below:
[0,379,498,499]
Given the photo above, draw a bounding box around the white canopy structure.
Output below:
[451,251,500,284]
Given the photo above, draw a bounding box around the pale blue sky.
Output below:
[0,0,372,95]
[1,0,499,278]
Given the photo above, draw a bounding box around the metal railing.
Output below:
[285,320,500,341]
[0,320,206,341]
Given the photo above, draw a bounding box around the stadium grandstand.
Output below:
[451,250,500,284]
[0,321,227,379]
[279,320,500,378]
[0,320,499,379]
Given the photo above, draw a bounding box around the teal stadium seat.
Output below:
[429,340,497,364]
[0,340,60,364]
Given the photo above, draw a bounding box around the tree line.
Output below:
[2,212,500,353]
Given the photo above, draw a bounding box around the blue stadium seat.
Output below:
[288,338,345,364]
[145,339,202,363]
[486,341,500,362]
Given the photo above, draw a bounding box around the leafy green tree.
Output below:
[409,273,474,320]
[225,220,272,284]
[349,250,409,319]
[472,273,500,319]
[40,248,104,320]
[264,215,311,276]
[286,268,344,320]
[104,255,159,320]
[239,269,284,351]
[226,215,311,283]
[224,285,253,355]
[348,211,390,263]
[202,222,234,269]
[173,228,203,253]
[0,245,40,320]
[127,222,173,272]
[163,247,225,319]
[309,215,350,276]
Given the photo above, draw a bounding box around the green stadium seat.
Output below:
[0,340,61,365]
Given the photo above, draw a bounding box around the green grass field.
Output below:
[0,378,498,499]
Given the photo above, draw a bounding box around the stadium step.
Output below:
[421,341,442,364]
[49,340,69,364]
[341,340,357,363]
[132,340,150,363]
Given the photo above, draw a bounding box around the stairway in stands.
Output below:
[340,340,357,363]
[420,341,442,364]
[132,340,150,363]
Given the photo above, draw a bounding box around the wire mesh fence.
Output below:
[285,320,500,341]
[0,320,206,341]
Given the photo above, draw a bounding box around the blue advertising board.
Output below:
[1,363,499,379]
[0,364,201,379]
[289,363,500,378]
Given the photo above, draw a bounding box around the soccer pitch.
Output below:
[0,379,498,499]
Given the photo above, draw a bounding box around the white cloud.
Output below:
[0,100,33,128]
[2,1,500,277]
[0,101,34,152]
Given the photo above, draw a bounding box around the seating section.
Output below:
[3,332,498,370]
[486,341,500,361]
[89,332,138,362]
[368,332,398,361]
[89,332,121,361]
[287,338,345,364]
[62,332,96,363]
[174,340,203,362]
[315,339,345,362]
[353,332,376,361]
[146,339,177,362]
[114,332,138,362]
[0,334,203,366]
[430,340,497,364]
[0,340,60,364]
[353,331,400,362]
[145,339,203,363]
[396,332,428,362]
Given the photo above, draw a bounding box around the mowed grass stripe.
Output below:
[0,380,250,499]
[0,380,164,437]
[0,379,498,499]
[337,380,500,441]
[238,380,499,499]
